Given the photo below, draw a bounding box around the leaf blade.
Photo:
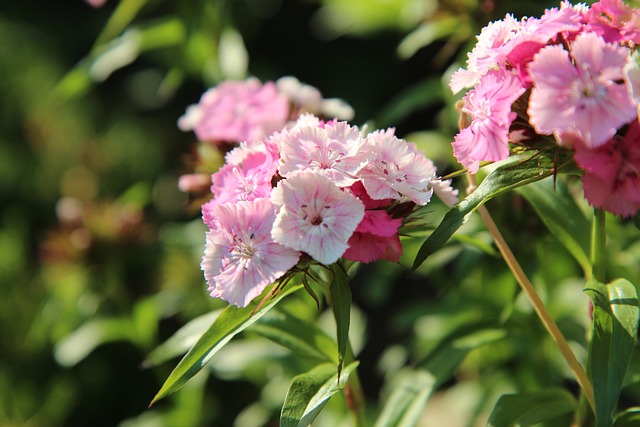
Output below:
[149,284,302,406]
[585,279,640,427]
[280,362,359,427]
[486,388,577,427]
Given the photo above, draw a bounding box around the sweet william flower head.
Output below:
[201,198,300,307]
[277,114,370,187]
[528,32,636,148]
[179,78,290,145]
[359,129,436,205]
[574,121,640,217]
[453,67,526,173]
[271,171,365,265]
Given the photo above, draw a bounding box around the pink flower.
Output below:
[453,67,526,173]
[450,4,584,93]
[587,0,640,44]
[342,182,403,263]
[450,15,520,94]
[271,171,364,265]
[359,129,436,204]
[277,115,370,187]
[202,142,279,226]
[179,78,290,145]
[528,32,636,148]
[574,121,640,217]
[201,199,300,307]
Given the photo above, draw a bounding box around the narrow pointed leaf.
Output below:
[143,310,222,368]
[614,408,640,426]
[251,309,338,363]
[413,155,561,270]
[585,279,639,427]
[487,388,577,427]
[150,284,303,406]
[517,177,591,274]
[280,361,359,427]
[375,324,506,427]
[329,264,352,376]
[374,369,436,427]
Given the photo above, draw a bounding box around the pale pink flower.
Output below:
[587,0,640,44]
[178,173,211,193]
[429,178,459,207]
[179,78,289,144]
[528,32,636,148]
[451,4,584,93]
[450,15,520,94]
[574,121,640,217]
[201,141,279,228]
[453,67,526,173]
[201,199,300,307]
[276,76,355,120]
[359,129,436,205]
[278,116,370,187]
[271,171,364,265]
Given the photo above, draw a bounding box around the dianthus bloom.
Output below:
[528,32,636,148]
[449,0,640,218]
[450,0,640,216]
[198,113,453,306]
[201,199,300,307]
[574,121,640,217]
[453,68,526,173]
[178,78,289,145]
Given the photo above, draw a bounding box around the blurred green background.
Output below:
[3,1,639,426]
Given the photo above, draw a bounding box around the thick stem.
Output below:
[465,174,596,412]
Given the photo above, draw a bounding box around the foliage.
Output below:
[2,1,639,427]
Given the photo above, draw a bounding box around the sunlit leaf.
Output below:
[329,264,352,377]
[397,16,465,59]
[517,177,591,274]
[375,324,506,427]
[585,279,640,427]
[251,309,338,363]
[614,408,640,426]
[150,284,303,406]
[54,318,135,367]
[280,361,359,427]
[413,154,564,270]
[486,388,577,427]
[143,310,222,368]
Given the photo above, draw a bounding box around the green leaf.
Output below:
[375,324,506,427]
[54,317,135,367]
[329,264,352,377]
[413,155,560,270]
[143,310,222,368]
[150,284,303,406]
[375,77,443,128]
[397,16,466,59]
[614,408,640,426]
[374,369,436,427]
[517,177,591,274]
[280,361,359,427]
[585,279,640,427]
[251,309,338,363]
[486,388,577,427]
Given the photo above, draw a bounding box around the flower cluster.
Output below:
[177,77,356,195]
[200,114,456,307]
[451,0,640,217]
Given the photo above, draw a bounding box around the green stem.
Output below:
[476,204,596,412]
[591,208,607,283]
